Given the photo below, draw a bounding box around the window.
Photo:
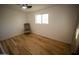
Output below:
[35,15,42,24]
[35,14,48,24]
[76,28,79,39]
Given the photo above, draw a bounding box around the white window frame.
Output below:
[35,14,48,24]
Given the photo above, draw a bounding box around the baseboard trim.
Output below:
[0,32,24,41]
[32,33,71,46]
[0,32,71,46]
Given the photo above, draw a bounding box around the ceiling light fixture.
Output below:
[22,4,27,9]
[20,4,32,9]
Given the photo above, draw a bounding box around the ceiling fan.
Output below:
[21,4,32,9]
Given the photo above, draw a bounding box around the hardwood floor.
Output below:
[0,34,71,55]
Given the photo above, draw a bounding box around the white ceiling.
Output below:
[1,4,79,13]
[0,4,56,13]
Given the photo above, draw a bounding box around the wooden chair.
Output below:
[24,23,31,34]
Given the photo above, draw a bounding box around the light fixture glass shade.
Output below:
[22,6,27,9]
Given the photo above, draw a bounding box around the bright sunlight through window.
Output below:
[35,14,48,24]
[76,28,79,40]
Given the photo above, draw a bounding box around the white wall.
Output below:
[0,7,27,40]
[26,5,78,44]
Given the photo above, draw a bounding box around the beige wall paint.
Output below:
[0,7,27,40]
[26,5,78,44]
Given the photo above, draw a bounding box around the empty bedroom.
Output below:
[0,4,79,55]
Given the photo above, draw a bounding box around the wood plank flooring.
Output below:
[0,34,71,55]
